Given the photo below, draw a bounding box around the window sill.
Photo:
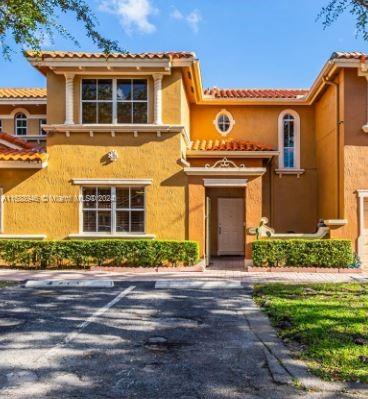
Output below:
[68,233,156,240]
[275,168,305,178]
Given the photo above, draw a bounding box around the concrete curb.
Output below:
[241,295,346,392]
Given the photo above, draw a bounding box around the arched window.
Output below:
[15,113,27,136]
[278,110,300,169]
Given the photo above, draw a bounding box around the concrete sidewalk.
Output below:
[0,268,367,284]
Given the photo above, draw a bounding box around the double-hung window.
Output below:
[81,79,113,124]
[15,113,27,136]
[82,186,145,234]
[81,79,148,124]
[117,79,148,123]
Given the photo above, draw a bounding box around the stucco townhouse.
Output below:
[0,50,368,266]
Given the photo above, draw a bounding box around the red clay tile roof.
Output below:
[0,88,47,99]
[0,132,36,149]
[25,51,195,60]
[189,139,274,152]
[203,88,309,99]
[330,51,367,60]
[0,149,47,162]
[0,132,46,162]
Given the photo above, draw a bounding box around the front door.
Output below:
[217,198,244,255]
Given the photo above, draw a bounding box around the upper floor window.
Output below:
[278,110,300,169]
[39,119,47,135]
[117,79,148,123]
[213,109,235,137]
[15,113,27,136]
[81,79,148,124]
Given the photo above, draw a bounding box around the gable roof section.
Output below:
[0,132,36,149]
[0,88,46,99]
[0,132,47,164]
[203,88,309,99]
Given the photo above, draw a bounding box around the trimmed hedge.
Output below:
[0,240,199,269]
[252,239,354,268]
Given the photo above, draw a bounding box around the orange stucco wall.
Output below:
[335,69,368,253]
[190,104,318,233]
[0,132,187,240]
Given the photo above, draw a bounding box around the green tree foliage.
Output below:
[319,0,368,40]
[0,0,122,58]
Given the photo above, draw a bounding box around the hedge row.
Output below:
[252,239,354,268]
[0,240,199,269]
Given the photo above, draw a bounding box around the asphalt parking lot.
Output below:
[0,281,362,399]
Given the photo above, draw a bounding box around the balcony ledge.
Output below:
[43,124,185,134]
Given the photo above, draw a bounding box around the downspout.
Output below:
[323,76,342,219]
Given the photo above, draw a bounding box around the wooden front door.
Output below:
[217,198,244,255]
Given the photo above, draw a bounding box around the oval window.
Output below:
[214,110,234,136]
[217,114,231,133]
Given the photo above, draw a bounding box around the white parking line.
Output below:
[35,285,136,365]
[155,280,242,289]
[25,280,114,288]
[65,285,136,343]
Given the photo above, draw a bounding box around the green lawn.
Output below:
[254,283,368,383]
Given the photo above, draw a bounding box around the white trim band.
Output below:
[72,178,152,186]
[0,161,47,169]
[203,179,248,187]
[0,234,46,240]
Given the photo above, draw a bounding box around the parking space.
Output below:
[0,281,359,398]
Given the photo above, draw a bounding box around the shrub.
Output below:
[0,239,199,269]
[252,239,353,268]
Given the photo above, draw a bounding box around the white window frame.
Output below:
[80,186,146,235]
[213,109,235,136]
[80,78,148,124]
[14,113,27,136]
[39,119,47,135]
[81,79,114,124]
[116,78,148,124]
[278,109,300,170]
